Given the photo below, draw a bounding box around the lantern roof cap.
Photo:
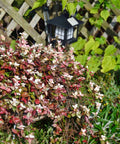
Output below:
[47,15,82,29]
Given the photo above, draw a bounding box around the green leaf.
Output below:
[5,72,10,77]
[104,45,117,56]
[67,3,76,15]
[24,9,32,17]
[91,40,103,54]
[85,38,101,55]
[89,17,95,25]
[94,48,103,54]
[92,41,100,51]
[111,0,120,9]
[117,15,120,23]
[85,38,95,55]
[72,37,86,52]
[100,10,110,21]
[90,8,98,14]
[32,0,46,10]
[32,1,41,10]
[75,55,87,65]
[13,7,19,12]
[95,18,103,28]
[99,0,104,3]
[95,36,106,45]
[87,56,101,72]
[113,36,120,44]
[62,0,67,10]
[6,134,12,142]
[10,40,16,51]
[78,1,84,8]
[116,55,120,64]
[101,56,116,73]
[94,123,103,131]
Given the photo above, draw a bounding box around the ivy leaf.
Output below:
[100,10,110,21]
[99,0,104,3]
[95,36,106,45]
[104,45,117,56]
[92,41,100,51]
[95,18,103,28]
[114,65,120,71]
[85,38,95,55]
[113,36,120,44]
[32,1,41,10]
[67,3,76,15]
[78,1,84,8]
[75,55,87,65]
[101,56,116,73]
[117,15,120,23]
[32,0,46,10]
[87,56,101,72]
[24,9,32,17]
[111,0,120,9]
[94,48,103,54]
[116,55,120,64]
[62,0,67,10]
[72,37,86,54]
[90,8,98,14]
[89,17,95,25]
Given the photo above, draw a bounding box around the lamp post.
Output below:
[43,4,50,43]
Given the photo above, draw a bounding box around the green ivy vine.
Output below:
[72,36,120,73]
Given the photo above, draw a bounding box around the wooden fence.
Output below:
[0,0,120,47]
[0,0,46,45]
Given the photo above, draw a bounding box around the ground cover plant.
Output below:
[0,34,119,144]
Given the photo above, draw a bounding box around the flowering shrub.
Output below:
[0,34,110,143]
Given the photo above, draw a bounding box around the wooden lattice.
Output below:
[0,0,45,45]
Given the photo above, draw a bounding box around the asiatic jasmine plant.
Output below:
[0,34,104,143]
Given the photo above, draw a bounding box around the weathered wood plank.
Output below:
[22,13,41,39]
[0,0,14,20]
[112,7,120,16]
[7,2,29,36]
[0,0,45,44]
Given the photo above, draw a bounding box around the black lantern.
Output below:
[46,12,83,45]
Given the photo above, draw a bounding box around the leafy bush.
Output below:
[0,34,95,143]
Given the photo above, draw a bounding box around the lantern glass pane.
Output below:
[67,27,73,40]
[55,27,64,40]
